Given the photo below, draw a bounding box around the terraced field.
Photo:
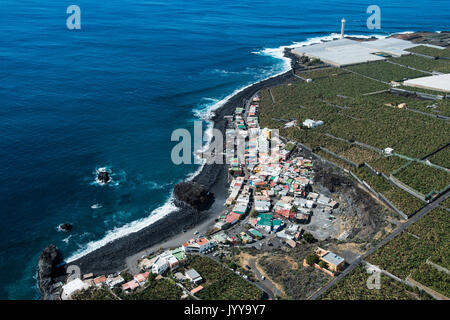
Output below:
[337,145,381,165]
[187,255,262,300]
[260,76,449,160]
[366,207,450,297]
[406,45,450,58]
[398,85,449,97]
[321,265,432,300]
[354,167,425,217]
[346,60,427,82]
[392,162,450,196]
[429,147,450,169]
[391,54,450,73]
[297,67,349,79]
[367,156,409,175]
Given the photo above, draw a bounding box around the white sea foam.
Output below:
[66,32,402,262]
[66,197,178,263]
[91,203,103,209]
[143,180,174,190]
[90,166,126,188]
[62,235,72,244]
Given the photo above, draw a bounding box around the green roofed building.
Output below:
[249,228,263,239]
[272,219,283,232]
[256,214,272,232]
[172,247,186,261]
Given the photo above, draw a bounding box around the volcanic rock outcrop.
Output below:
[173,181,214,211]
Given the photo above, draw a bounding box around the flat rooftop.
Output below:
[322,252,345,266]
[403,74,450,93]
[292,38,428,67]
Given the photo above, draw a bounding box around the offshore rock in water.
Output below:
[97,169,111,184]
[173,182,214,211]
[58,223,73,232]
[38,245,64,300]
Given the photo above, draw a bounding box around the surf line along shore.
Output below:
[43,55,297,286]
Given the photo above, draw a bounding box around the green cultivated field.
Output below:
[321,265,431,300]
[399,85,449,96]
[441,197,450,209]
[410,263,450,296]
[374,92,450,117]
[429,147,450,169]
[367,156,409,175]
[391,54,450,73]
[393,162,450,196]
[297,67,349,79]
[366,208,449,297]
[406,45,450,58]
[346,60,427,82]
[187,255,262,300]
[337,145,381,165]
[260,77,449,160]
[315,149,355,172]
[354,167,425,217]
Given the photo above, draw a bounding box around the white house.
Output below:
[318,195,331,206]
[303,119,324,129]
[182,238,215,253]
[152,256,169,275]
[294,198,314,208]
[107,275,125,288]
[276,230,295,241]
[255,199,271,213]
[61,278,90,300]
[185,269,203,284]
[384,147,394,155]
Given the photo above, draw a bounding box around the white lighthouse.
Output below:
[340,18,346,39]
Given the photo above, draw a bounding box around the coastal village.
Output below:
[59,92,347,300]
[53,30,450,301]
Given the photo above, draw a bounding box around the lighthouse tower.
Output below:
[340,18,346,39]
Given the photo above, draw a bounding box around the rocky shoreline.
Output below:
[37,57,296,299]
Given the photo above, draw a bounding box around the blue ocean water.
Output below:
[0,0,448,299]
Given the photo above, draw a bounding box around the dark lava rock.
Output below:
[38,245,64,300]
[58,223,73,232]
[97,170,110,184]
[173,181,214,211]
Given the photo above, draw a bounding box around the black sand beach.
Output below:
[65,67,296,277]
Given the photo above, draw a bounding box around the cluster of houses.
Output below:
[60,237,217,299]
[213,94,340,248]
[221,154,338,233]
[60,273,127,300]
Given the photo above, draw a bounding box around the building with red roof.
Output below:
[122,280,139,292]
